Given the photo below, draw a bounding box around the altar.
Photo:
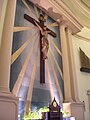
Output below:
[39,98,76,120]
[22,98,76,120]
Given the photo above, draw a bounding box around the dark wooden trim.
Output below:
[80,67,90,73]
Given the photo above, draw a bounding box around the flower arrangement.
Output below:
[61,109,69,118]
[23,106,69,119]
[23,107,49,120]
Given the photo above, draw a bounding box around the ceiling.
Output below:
[61,0,90,28]
[29,0,90,39]
[61,0,90,40]
[82,0,90,8]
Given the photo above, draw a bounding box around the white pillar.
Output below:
[87,90,90,115]
[65,27,80,102]
[0,0,16,93]
[60,23,80,102]
[0,1,18,120]
[0,0,8,48]
[60,23,73,102]
[60,23,85,120]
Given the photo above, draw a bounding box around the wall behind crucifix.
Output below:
[10,0,64,116]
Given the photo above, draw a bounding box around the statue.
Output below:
[34,20,50,59]
[24,13,56,83]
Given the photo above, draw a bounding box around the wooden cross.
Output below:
[24,13,56,83]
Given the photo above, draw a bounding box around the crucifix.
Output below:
[24,13,56,83]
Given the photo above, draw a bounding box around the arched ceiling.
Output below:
[82,0,90,8]
[61,0,90,28]
[29,0,83,34]
[29,0,90,39]
[61,0,90,40]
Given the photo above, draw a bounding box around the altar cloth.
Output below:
[63,117,75,120]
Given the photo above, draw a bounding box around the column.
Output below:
[60,23,85,120]
[87,90,90,114]
[0,0,8,48]
[65,27,80,102]
[0,0,18,120]
[0,0,16,93]
[59,23,73,102]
